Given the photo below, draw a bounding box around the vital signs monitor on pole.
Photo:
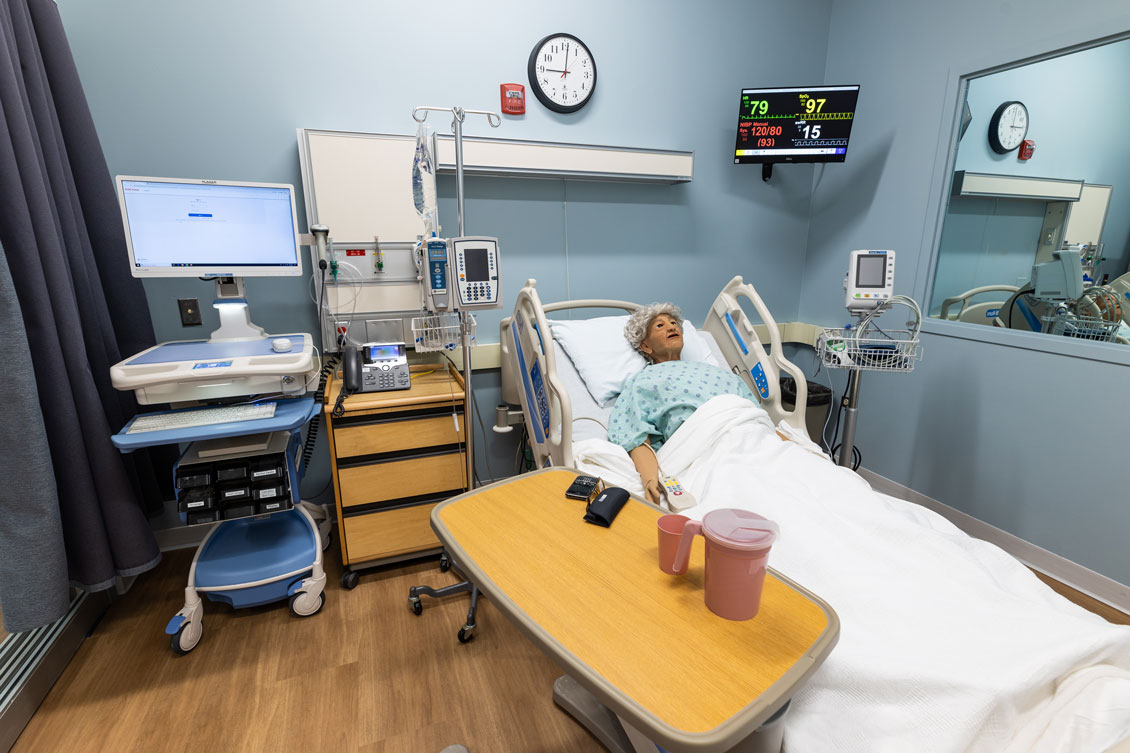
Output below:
[845,249,895,311]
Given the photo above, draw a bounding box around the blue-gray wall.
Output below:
[58,1,831,493]
[801,1,1130,583]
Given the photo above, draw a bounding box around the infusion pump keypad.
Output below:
[452,237,501,309]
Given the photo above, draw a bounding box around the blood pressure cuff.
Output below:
[583,487,630,528]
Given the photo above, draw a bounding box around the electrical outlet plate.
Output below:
[177,298,203,326]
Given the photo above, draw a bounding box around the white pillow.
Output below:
[548,315,721,406]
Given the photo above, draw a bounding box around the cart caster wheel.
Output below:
[321,530,332,552]
[289,591,325,618]
[409,596,423,616]
[341,571,360,590]
[458,625,475,643]
[170,621,201,655]
[439,553,451,572]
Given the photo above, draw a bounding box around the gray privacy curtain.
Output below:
[0,0,167,631]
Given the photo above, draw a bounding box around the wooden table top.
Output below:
[324,363,464,416]
[433,469,839,752]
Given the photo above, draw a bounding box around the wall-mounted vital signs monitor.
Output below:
[116,176,302,277]
[734,85,860,181]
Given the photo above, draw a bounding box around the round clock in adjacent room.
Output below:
[987,100,1029,154]
[527,33,596,114]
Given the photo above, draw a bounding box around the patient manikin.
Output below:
[610,303,796,505]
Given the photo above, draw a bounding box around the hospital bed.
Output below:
[499,275,811,469]
[497,277,1130,753]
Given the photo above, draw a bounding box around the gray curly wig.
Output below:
[624,302,683,357]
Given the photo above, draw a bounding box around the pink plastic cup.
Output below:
[656,514,691,574]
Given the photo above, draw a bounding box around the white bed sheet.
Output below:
[570,395,1130,753]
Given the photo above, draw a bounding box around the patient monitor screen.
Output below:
[118,177,301,277]
[463,247,491,282]
[855,255,887,287]
[734,85,860,164]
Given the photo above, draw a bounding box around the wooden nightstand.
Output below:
[324,364,467,588]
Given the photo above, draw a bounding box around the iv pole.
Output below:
[411,106,501,489]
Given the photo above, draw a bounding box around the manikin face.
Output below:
[639,313,683,363]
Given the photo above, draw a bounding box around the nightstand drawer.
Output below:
[334,412,464,458]
[343,503,440,563]
[338,452,465,508]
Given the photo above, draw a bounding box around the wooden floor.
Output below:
[10,541,605,753]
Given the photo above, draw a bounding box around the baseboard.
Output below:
[858,468,1130,616]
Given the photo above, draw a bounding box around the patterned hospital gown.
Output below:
[607,360,757,453]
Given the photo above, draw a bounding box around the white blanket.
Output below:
[573,395,1130,753]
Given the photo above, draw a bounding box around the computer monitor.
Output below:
[115,176,302,278]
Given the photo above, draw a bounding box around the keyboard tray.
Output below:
[111,397,317,453]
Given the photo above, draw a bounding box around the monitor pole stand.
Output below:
[209,276,267,342]
[762,164,773,182]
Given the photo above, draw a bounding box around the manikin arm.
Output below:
[628,442,663,505]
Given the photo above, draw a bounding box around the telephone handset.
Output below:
[343,345,362,393]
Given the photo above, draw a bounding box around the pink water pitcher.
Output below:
[670,509,778,621]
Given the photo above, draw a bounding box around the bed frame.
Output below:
[499,276,810,468]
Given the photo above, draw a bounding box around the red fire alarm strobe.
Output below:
[500,83,525,115]
[1018,139,1035,160]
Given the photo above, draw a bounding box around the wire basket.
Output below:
[816,328,922,372]
[1043,313,1121,343]
[410,312,476,352]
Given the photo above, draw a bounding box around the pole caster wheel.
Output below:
[409,596,423,616]
[170,621,201,655]
[439,553,451,572]
[341,570,360,590]
[458,625,475,643]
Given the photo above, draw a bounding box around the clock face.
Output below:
[527,33,596,114]
[988,100,1028,154]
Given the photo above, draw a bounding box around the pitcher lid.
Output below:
[702,509,778,550]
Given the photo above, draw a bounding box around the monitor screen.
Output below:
[116,176,302,277]
[365,344,402,361]
[734,85,860,165]
[463,247,491,282]
[855,255,887,287]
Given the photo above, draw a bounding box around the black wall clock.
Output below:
[528,33,596,114]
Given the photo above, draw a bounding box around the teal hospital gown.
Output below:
[607,360,757,453]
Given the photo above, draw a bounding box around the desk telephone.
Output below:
[343,342,411,394]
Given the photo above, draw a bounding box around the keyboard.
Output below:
[126,402,277,434]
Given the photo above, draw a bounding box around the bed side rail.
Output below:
[702,276,808,434]
[938,284,1018,320]
[499,279,577,468]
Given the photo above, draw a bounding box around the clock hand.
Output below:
[561,44,570,78]
[544,68,567,73]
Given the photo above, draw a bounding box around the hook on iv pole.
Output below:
[412,106,501,129]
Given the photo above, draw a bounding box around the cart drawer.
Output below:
[334,413,464,458]
[338,452,465,508]
[342,503,440,564]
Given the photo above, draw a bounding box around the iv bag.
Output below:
[412,122,438,236]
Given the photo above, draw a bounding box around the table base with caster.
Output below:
[553,675,790,753]
[407,551,480,643]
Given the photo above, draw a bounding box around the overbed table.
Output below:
[430,468,839,753]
